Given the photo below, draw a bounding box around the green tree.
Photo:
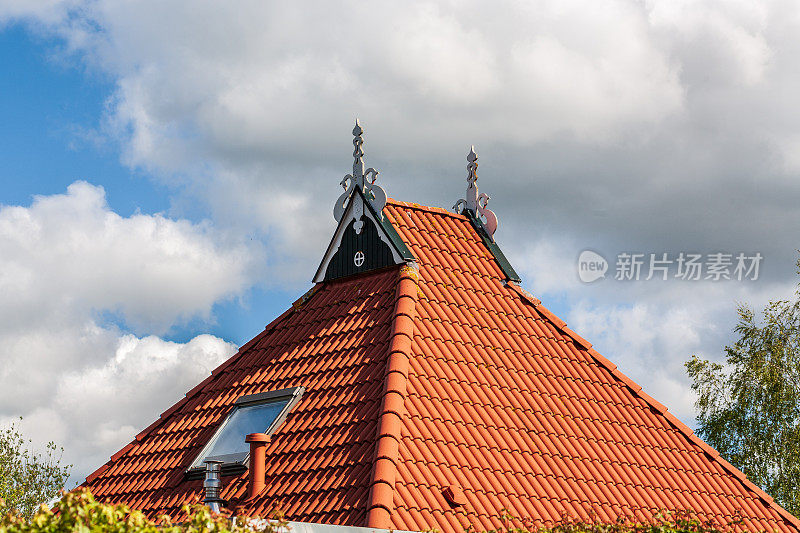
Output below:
[0,419,71,519]
[686,265,800,516]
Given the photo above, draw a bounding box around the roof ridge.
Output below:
[386,198,466,220]
[504,282,800,530]
[366,264,420,528]
[385,201,520,282]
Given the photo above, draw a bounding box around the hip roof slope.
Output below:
[383,200,800,533]
[82,269,401,524]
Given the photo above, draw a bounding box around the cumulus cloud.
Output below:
[569,299,715,424]
[5,0,799,283]
[0,183,251,483]
[2,334,237,485]
[0,181,253,332]
[0,1,685,227]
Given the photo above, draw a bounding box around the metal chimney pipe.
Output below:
[245,433,270,499]
[203,459,224,512]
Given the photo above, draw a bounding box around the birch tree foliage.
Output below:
[686,268,800,516]
[0,419,71,519]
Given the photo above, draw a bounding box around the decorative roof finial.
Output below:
[333,119,388,231]
[467,145,478,187]
[351,119,365,187]
[453,145,498,237]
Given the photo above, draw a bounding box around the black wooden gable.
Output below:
[313,188,414,283]
[324,215,395,280]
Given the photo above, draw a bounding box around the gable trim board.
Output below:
[462,209,520,283]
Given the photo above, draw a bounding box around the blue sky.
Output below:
[0,24,295,348]
[0,21,578,352]
[3,1,800,486]
[0,26,161,214]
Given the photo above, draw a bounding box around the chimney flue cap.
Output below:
[245,433,270,443]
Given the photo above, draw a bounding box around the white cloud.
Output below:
[0,181,253,331]
[510,237,586,295]
[0,0,685,240]
[0,183,250,484]
[58,334,236,479]
[5,0,795,286]
[1,333,237,486]
[9,0,800,278]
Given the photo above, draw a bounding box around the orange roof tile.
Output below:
[82,198,800,533]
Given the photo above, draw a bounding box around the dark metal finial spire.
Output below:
[453,145,498,237]
[352,119,365,183]
[467,145,478,186]
[333,120,388,227]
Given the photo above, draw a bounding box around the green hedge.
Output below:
[1,490,745,533]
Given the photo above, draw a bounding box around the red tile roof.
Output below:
[82,199,800,533]
[84,270,399,523]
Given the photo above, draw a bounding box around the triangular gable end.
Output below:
[313,186,415,283]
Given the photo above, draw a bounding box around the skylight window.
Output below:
[189,387,304,472]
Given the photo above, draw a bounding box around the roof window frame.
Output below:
[186,386,304,478]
